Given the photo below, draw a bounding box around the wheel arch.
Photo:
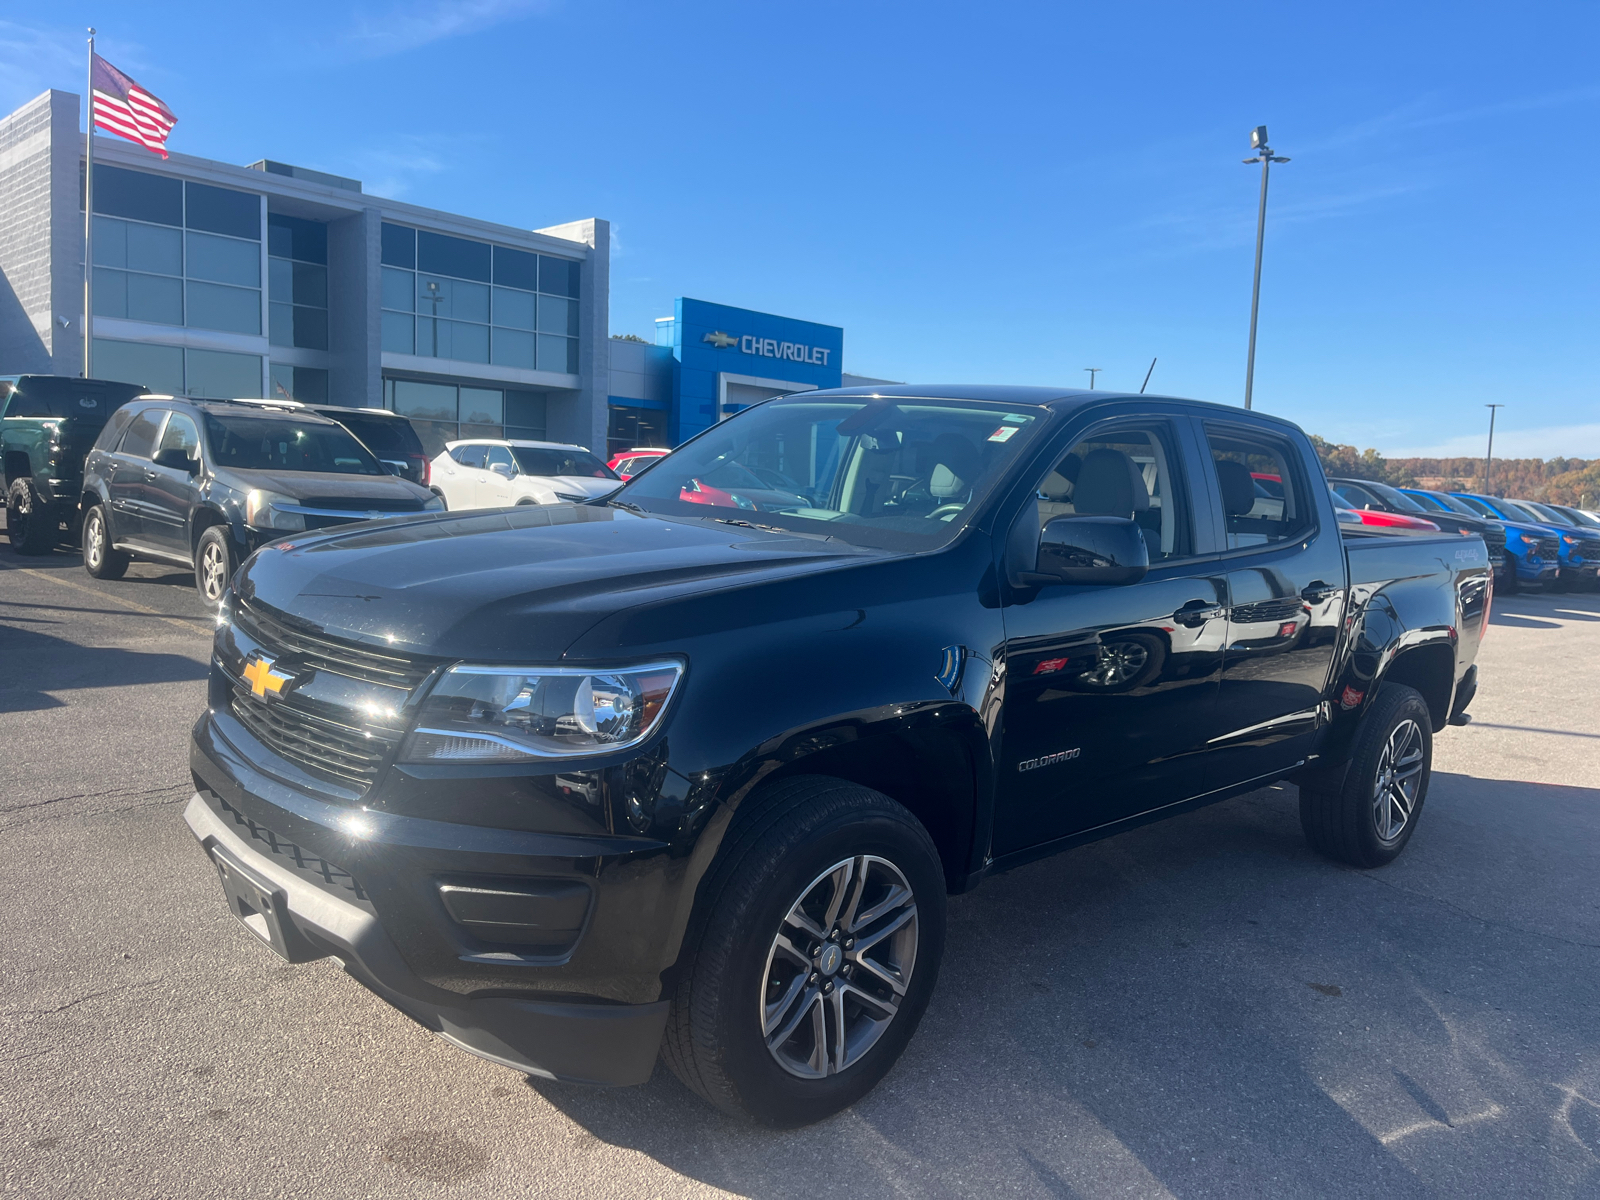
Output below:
[189,503,232,554]
[5,449,33,486]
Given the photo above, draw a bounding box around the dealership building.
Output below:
[0,89,886,459]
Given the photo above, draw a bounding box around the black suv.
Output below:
[81,397,441,603]
[3,375,148,554]
[305,405,430,487]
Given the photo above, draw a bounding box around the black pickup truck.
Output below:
[184,386,1489,1126]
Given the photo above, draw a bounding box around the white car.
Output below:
[428,439,621,510]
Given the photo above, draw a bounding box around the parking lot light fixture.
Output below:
[1084,368,1102,390]
[1243,125,1290,411]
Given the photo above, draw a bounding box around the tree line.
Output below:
[1308,435,1600,508]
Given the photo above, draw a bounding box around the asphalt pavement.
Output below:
[2,537,1597,1199]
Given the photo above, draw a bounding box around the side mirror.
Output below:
[153,447,199,475]
[380,459,404,476]
[490,461,514,479]
[1021,515,1149,586]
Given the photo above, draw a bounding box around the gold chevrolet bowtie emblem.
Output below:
[242,655,294,700]
[702,330,738,349]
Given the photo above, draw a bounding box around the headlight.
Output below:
[246,489,305,531]
[1562,535,1579,545]
[422,495,446,512]
[402,661,683,762]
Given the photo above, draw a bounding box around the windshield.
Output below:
[1404,490,1446,513]
[1452,495,1498,518]
[204,414,384,474]
[0,377,147,421]
[618,395,1045,550]
[511,446,617,479]
[1364,480,1427,513]
[1523,501,1574,526]
[1499,499,1547,524]
[1560,506,1600,528]
[325,413,424,457]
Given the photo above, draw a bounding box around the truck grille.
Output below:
[1532,537,1559,561]
[201,789,374,913]
[1573,538,1600,561]
[1481,526,1506,555]
[223,600,441,791]
[1231,597,1304,624]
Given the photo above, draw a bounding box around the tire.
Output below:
[661,775,946,1127]
[1300,683,1433,868]
[1498,567,1518,596]
[81,504,130,580]
[194,525,236,607]
[6,478,57,555]
[430,489,448,510]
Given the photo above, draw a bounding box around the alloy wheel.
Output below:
[85,512,104,570]
[200,541,227,601]
[1372,718,1425,842]
[1085,641,1149,688]
[760,855,918,1079]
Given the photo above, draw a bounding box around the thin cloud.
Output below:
[1386,421,1600,461]
[1305,85,1600,154]
[0,20,153,114]
[334,0,552,61]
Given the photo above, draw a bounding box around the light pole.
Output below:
[426,280,443,356]
[1084,368,1102,390]
[1243,125,1289,411]
[1484,404,1505,494]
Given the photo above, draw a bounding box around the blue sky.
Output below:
[6,2,1597,457]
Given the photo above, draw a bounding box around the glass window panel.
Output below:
[491,327,535,369]
[267,214,327,264]
[415,316,439,357]
[493,287,536,330]
[539,255,579,298]
[92,268,128,318]
[90,164,182,226]
[92,339,183,394]
[380,222,416,268]
[127,222,183,276]
[538,334,577,374]
[537,294,576,335]
[408,420,457,460]
[186,231,260,286]
[186,348,262,398]
[291,305,328,351]
[127,272,184,325]
[269,301,294,346]
[119,409,167,458]
[381,267,414,312]
[416,274,488,323]
[459,387,503,426]
[381,311,415,354]
[504,390,546,432]
[291,262,327,308]
[185,182,260,240]
[447,319,488,363]
[505,424,547,443]
[493,245,539,291]
[293,366,329,404]
[92,216,127,268]
[158,412,200,456]
[417,230,491,282]
[268,257,293,302]
[458,423,502,443]
[453,443,488,467]
[270,361,295,401]
[186,280,261,334]
[392,380,457,422]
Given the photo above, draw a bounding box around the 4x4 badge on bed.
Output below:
[242,655,294,700]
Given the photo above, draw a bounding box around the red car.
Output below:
[607,446,670,480]
[1328,486,1439,533]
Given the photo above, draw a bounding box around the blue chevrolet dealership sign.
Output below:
[670,297,843,443]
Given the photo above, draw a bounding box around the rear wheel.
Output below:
[661,776,946,1127]
[81,504,130,580]
[1300,683,1432,868]
[194,525,236,607]
[6,478,57,555]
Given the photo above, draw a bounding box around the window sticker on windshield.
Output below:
[988,425,1020,443]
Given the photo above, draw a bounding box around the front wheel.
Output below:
[194,526,236,607]
[661,776,946,1127]
[1300,683,1433,868]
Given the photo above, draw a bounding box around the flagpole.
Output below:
[83,28,95,379]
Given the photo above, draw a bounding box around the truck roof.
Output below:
[806,384,1306,431]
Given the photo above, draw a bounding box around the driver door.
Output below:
[992,415,1231,856]
[478,444,517,507]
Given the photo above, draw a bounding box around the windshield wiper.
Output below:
[608,499,646,514]
[712,516,834,541]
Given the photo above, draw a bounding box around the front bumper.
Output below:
[185,794,669,1084]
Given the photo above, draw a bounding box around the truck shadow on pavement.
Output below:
[1491,589,1600,630]
[0,619,207,712]
[528,771,1600,1198]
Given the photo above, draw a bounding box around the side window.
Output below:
[158,412,201,460]
[1035,422,1192,561]
[1205,425,1312,549]
[1332,482,1378,510]
[484,445,515,474]
[118,409,168,460]
[454,443,488,469]
[94,407,136,452]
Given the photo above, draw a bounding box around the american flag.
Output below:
[91,54,177,158]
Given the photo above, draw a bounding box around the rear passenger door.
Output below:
[107,407,167,544]
[993,412,1232,856]
[1201,421,1347,785]
[435,443,486,509]
[143,410,203,557]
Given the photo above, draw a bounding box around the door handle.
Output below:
[1301,580,1340,604]
[1173,600,1225,627]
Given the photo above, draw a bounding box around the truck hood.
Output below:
[532,475,622,499]
[233,503,871,661]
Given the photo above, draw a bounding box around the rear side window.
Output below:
[1205,425,1313,549]
[452,443,488,468]
[333,415,423,457]
[118,409,167,459]
[94,407,136,451]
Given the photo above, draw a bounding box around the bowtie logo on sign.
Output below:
[702,330,832,366]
